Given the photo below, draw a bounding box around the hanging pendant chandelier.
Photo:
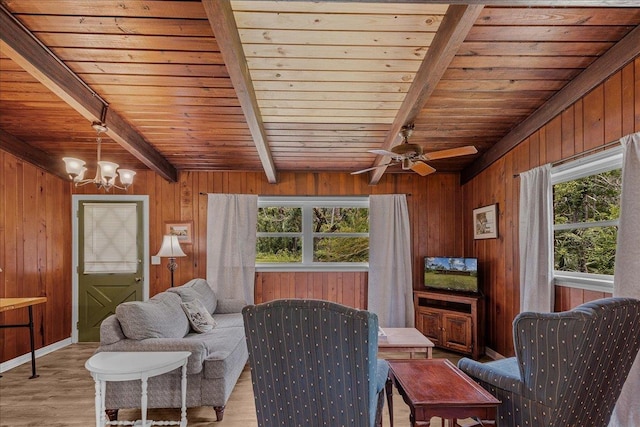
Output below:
[62,121,135,191]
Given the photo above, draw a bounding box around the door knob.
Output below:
[135,277,142,282]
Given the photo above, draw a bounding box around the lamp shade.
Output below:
[98,161,119,180]
[62,157,86,176]
[155,235,186,258]
[118,169,136,186]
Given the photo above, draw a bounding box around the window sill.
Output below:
[553,272,614,293]
[256,264,369,273]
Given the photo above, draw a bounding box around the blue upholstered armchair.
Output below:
[458,297,640,427]
[242,299,389,427]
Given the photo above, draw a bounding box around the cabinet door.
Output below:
[442,313,472,354]
[416,309,442,346]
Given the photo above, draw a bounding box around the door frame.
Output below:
[71,194,150,343]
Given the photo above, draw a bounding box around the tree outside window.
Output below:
[256,197,369,268]
[551,147,622,291]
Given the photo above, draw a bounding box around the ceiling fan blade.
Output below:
[368,149,398,157]
[410,161,436,177]
[422,146,478,161]
[351,162,396,175]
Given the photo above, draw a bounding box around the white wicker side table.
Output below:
[85,351,191,427]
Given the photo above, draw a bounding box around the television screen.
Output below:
[424,257,479,294]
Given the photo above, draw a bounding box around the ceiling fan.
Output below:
[351,124,478,176]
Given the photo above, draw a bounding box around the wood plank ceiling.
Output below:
[1,1,639,185]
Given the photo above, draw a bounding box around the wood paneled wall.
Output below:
[2,148,463,363]
[74,171,464,303]
[462,58,639,357]
[255,271,368,309]
[5,58,636,363]
[0,150,72,362]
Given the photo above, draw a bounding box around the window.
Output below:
[256,196,369,271]
[551,147,623,291]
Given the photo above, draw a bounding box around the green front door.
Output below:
[78,201,144,342]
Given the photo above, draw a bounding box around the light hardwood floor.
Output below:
[0,344,473,427]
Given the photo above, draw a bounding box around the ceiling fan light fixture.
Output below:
[353,123,476,177]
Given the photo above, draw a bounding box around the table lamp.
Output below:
[155,235,186,287]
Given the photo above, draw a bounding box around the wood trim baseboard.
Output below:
[0,338,72,373]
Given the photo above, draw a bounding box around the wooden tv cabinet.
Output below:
[414,290,485,360]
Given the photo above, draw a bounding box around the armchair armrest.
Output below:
[458,357,522,395]
[97,338,208,374]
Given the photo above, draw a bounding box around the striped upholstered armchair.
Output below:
[242,299,389,427]
[458,297,640,427]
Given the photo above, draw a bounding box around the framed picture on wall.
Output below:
[165,221,193,244]
[473,204,498,239]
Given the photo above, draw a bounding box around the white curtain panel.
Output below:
[518,164,554,313]
[206,194,258,303]
[609,132,640,427]
[368,194,414,327]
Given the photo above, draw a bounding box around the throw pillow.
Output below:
[116,292,190,340]
[181,299,217,333]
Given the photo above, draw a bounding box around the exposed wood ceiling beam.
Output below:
[291,1,640,5]
[0,129,68,180]
[202,0,277,184]
[369,4,484,184]
[461,24,640,183]
[0,5,177,183]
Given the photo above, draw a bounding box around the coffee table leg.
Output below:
[385,375,393,427]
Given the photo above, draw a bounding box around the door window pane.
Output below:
[84,203,138,273]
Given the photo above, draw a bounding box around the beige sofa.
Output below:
[96,278,248,421]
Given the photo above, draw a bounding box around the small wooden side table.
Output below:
[85,351,191,427]
[0,297,48,379]
[378,327,435,359]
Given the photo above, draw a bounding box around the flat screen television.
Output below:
[424,257,479,294]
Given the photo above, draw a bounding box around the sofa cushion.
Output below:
[214,298,246,314]
[181,299,218,333]
[179,278,217,314]
[200,327,249,379]
[116,292,190,340]
[167,287,201,304]
[211,312,244,329]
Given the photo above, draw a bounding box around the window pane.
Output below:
[553,170,621,224]
[257,207,301,232]
[554,226,617,275]
[312,207,369,233]
[313,237,369,262]
[256,237,302,263]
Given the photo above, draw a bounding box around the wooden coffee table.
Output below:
[387,359,500,427]
[378,327,434,359]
